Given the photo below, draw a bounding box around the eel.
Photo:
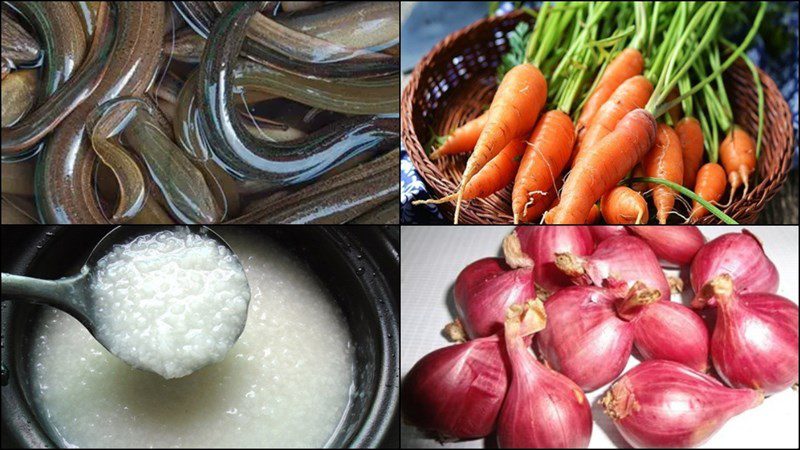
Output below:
[1,70,37,127]
[2,2,116,159]
[8,2,86,96]
[37,2,166,224]
[195,1,398,184]
[1,7,41,66]
[277,1,398,53]
[173,1,396,78]
[228,150,398,224]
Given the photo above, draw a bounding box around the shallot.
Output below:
[704,274,798,395]
[627,226,705,266]
[537,281,708,391]
[590,226,628,243]
[497,300,592,448]
[602,360,763,448]
[453,258,535,339]
[402,334,508,440]
[691,230,779,308]
[555,235,671,303]
[536,284,635,391]
[502,226,593,294]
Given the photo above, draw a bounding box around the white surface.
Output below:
[30,228,354,448]
[401,226,800,449]
[91,229,250,378]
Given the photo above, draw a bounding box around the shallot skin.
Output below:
[711,286,799,395]
[557,235,671,303]
[503,226,594,293]
[537,285,634,391]
[627,225,705,266]
[454,258,535,339]
[691,230,779,307]
[632,300,710,372]
[602,360,763,448]
[498,301,592,448]
[590,225,628,243]
[402,335,508,440]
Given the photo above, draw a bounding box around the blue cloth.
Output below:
[400,2,800,224]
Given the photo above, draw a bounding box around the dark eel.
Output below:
[1,7,41,66]
[173,1,397,78]
[194,1,398,185]
[7,2,86,97]
[37,2,166,224]
[1,69,37,127]
[277,1,398,53]
[2,2,116,159]
[228,150,398,224]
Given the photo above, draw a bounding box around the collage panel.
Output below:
[2,1,401,225]
[400,225,799,448]
[400,1,798,224]
[1,225,399,448]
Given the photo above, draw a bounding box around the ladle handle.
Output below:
[1,272,85,310]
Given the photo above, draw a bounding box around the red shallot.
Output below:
[590,226,629,243]
[453,258,535,339]
[502,226,594,294]
[627,225,705,266]
[402,334,508,440]
[497,300,592,448]
[601,360,764,448]
[555,235,671,303]
[704,274,798,395]
[537,281,708,391]
[691,230,779,308]
[536,283,635,391]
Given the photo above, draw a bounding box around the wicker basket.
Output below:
[401,11,795,224]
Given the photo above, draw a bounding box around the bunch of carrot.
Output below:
[415,1,767,225]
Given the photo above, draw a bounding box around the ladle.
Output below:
[0,225,250,377]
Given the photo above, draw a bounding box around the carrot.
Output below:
[601,186,649,224]
[546,108,657,224]
[517,184,559,224]
[585,203,601,224]
[689,162,727,222]
[413,139,526,206]
[629,163,647,192]
[455,63,547,223]
[665,87,682,124]
[511,110,575,224]
[429,113,488,160]
[642,123,683,224]
[675,117,704,190]
[576,48,644,138]
[572,75,653,166]
[719,126,756,201]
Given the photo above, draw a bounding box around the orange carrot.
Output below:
[414,139,526,206]
[516,184,559,224]
[585,203,601,224]
[601,186,649,224]
[689,162,727,222]
[665,87,682,124]
[511,110,575,224]
[455,63,547,223]
[629,163,647,192]
[642,123,683,224]
[573,75,653,166]
[675,117,704,190]
[719,126,756,201]
[576,48,644,138]
[546,108,657,224]
[429,113,488,160]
